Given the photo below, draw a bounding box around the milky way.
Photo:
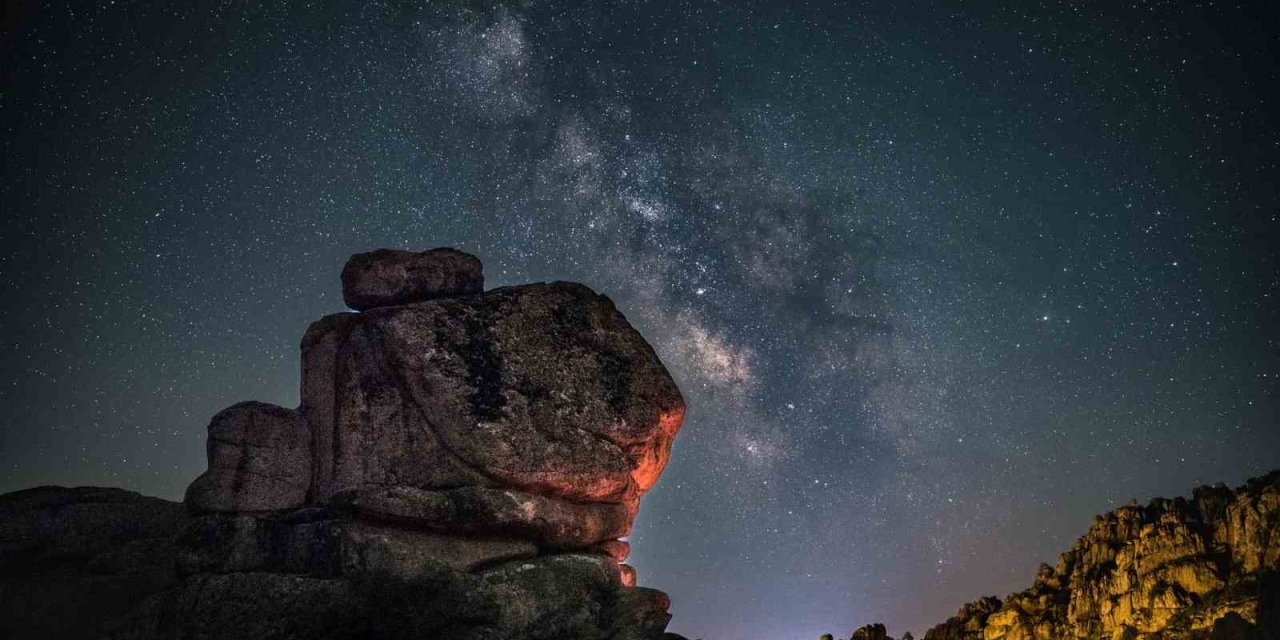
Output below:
[2,2,1278,638]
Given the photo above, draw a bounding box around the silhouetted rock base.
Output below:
[0,486,672,640]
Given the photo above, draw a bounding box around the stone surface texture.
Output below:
[341,247,483,310]
[0,248,686,640]
[185,401,311,512]
[301,280,684,513]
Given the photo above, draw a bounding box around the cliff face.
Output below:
[921,471,1280,640]
[0,248,689,640]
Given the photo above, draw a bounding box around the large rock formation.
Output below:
[0,248,687,640]
[843,471,1280,640]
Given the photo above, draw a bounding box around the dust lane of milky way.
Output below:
[1,2,1277,638]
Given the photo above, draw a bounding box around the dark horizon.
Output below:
[2,2,1278,638]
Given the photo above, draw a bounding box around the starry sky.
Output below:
[2,1,1278,638]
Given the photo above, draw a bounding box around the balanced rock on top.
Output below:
[340,247,484,310]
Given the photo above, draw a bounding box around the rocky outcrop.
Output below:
[918,596,1003,640]
[844,471,1280,640]
[852,623,893,640]
[817,624,909,640]
[0,247,686,640]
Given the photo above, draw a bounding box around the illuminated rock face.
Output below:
[916,471,1280,640]
[298,280,685,517]
[169,248,686,639]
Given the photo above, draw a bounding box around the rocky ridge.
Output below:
[0,247,689,640]
[842,471,1279,640]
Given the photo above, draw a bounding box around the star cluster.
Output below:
[2,2,1277,638]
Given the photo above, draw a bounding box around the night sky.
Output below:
[2,1,1278,638]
